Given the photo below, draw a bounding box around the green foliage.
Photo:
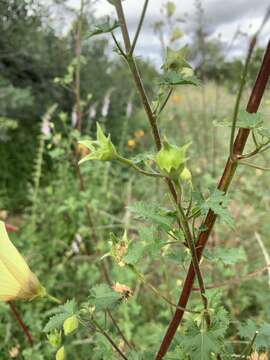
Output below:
[44,299,77,333]
[1,1,270,359]
[204,247,246,265]
[239,320,270,350]
[214,110,264,129]
[88,284,121,311]
[87,17,119,38]
[128,202,173,231]
[193,189,234,228]
[179,308,229,359]
[161,48,200,86]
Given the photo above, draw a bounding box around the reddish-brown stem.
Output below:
[9,302,33,347]
[156,40,270,359]
[5,223,19,232]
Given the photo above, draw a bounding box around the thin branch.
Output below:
[157,88,173,116]
[176,202,210,327]
[117,155,164,178]
[9,302,33,347]
[229,37,255,158]
[238,160,270,171]
[130,0,149,56]
[255,232,270,287]
[93,320,129,360]
[107,310,134,350]
[111,32,127,58]
[192,262,270,291]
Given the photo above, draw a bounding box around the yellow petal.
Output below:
[0,221,44,301]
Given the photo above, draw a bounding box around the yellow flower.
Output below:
[171,94,181,105]
[134,130,145,138]
[127,139,136,148]
[0,221,45,301]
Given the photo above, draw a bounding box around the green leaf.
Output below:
[204,246,246,265]
[160,71,200,86]
[44,299,77,333]
[180,308,229,359]
[237,110,263,128]
[87,17,119,38]
[214,110,263,129]
[128,202,173,231]
[193,189,234,229]
[89,283,121,311]
[123,242,145,265]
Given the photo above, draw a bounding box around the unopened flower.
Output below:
[79,123,117,164]
[110,231,128,267]
[180,167,192,186]
[56,346,65,360]
[155,140,190,180]
[63,315,79,335]
[0,221,45,301]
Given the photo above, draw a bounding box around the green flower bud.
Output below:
[155,140,190,180]
[180,167,192,186]
[79,123,117,164]
[47,330,62,348]
[180,67,194,78]
[63,315,79,335]
[56,346,65,360]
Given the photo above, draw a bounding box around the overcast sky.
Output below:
[65,0,270,66]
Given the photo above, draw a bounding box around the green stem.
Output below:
[117,155,163,178]
[238,160,270,171]
[92,319,129,360]
[111,32,126,58]
[46,293,62,304]
[229,37,256,158]
[129,0,149,56]
[240,331,258,359]
[157,88,173,116]
[129,266,200,314]
[176,201,210,327]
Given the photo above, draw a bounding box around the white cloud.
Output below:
[65,0,270,64]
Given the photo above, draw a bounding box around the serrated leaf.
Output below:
[44,313,71,333]
[160,71,200,86]
[86,17,119,38]
[123,242,145,265]
[194,189,234,229]
[214,111,264,130]
[204,247,246,265]
[180,308,229,359]
[89,283,121,311]
[44,299,77,333]
[129,202,173,231]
